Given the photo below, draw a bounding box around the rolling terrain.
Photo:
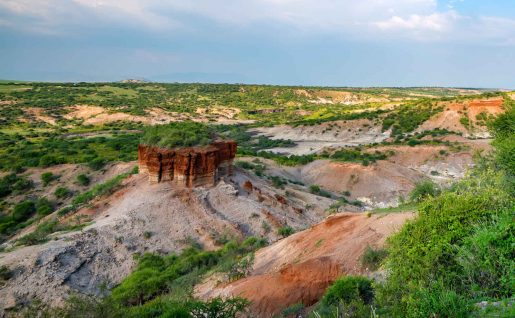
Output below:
[0,83,512,317]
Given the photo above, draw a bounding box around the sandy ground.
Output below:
[251,119,390,155]
[58,105,254,126]
[23,108,57,125]
[195,212,414,317]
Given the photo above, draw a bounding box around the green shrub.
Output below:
[404,282,470,318]
[39,155,64,167]
[187,297,249,318]
[279,303,305,318]
[409,180,439,202]
[378,166,512,316]
[0,265,12,281]
[322,276,374,306]
[278,226,294,237]
[361,246,388,271]
[490,100,515,175]
[55,186,71,199]
[88,158,106,170]
[76,174,90,186]
[0,174,32,198]
[12,177,33,193]
[36,197,54,216]
[456,211,515,299]
[12,200,35,222]
[109,238,264,310]
[73,172,131,205]
[309,185,321,194]
[270,176,287,189]
[41,172,55,186]
[228,253,254,281]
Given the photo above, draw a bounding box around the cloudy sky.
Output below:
[0,0,514,87]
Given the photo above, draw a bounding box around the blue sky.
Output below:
[0,0,514,87]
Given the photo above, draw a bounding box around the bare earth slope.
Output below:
[196,212,413,317]
[0,169,331,311]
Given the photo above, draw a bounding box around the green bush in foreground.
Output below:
[322,276,374,307]
[377,166,513,316]
[404,282,470,318]
[311,276,375,318]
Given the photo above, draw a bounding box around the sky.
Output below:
[0,0,514,87]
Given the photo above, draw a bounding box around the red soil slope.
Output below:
[196,212,412,317]
[417,97,504,135]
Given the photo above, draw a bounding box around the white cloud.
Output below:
[0,0,514,45]
[375,12,458,32]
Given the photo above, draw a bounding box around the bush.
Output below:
[0,265,12,280]
[0,265,12,286]
[269,176,286,189]
[490,100,515,175]
[309,184,332,198]
[278,226,294,237]
[322,276,374,306]
[73,172,131,205]
[361,246,388,271]
[456,211,515,299]
[309,185,321,194]
[404,282,470,318]
[12,177,33,193]
[76,174,90,186]
[88,158,106,170]
[141,121,214,149]
[55,187,71,199]
[41,172,55,186]
[36,197,54,216]
[409,180,439,202]
[12,200,35,222]
[378,166,512,316]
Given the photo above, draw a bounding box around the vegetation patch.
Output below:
[140,122,215,149]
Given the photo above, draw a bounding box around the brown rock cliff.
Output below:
[138,141,237,187]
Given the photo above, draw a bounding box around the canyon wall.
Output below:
[138,141,237,187]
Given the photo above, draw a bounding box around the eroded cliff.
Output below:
[138,140,237,187]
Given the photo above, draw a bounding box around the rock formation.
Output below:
[138,140,237,187]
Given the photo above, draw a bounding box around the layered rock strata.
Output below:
[138,141,237,187]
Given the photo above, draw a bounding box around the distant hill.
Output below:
[120,78,150,83]
[0,79,30,84]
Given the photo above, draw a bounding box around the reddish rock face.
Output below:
[138,140,237,187]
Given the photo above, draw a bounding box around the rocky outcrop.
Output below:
[138,141,237,187]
